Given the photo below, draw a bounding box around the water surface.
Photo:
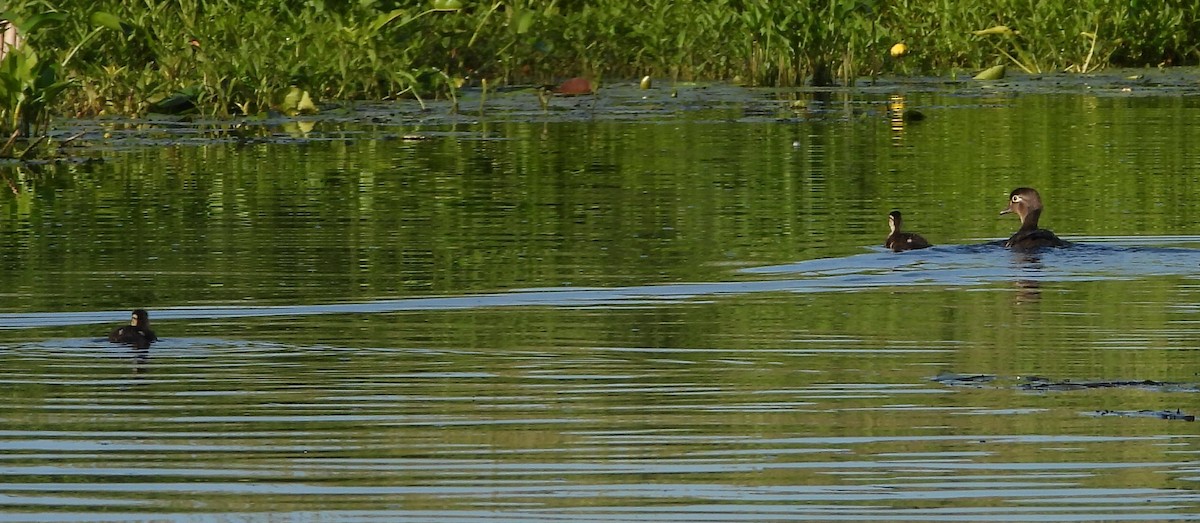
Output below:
[2,77,1200,521]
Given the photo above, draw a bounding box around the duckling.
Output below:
[108,309,157,348]
[1000,188,1069,250]
[885,210,932,252]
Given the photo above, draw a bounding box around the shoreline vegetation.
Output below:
[0,0,1198,138]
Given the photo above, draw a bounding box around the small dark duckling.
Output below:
[108,309,157,348]
[1000,187,1070,250]
[885,210,932,252]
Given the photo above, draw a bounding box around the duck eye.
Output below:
[1011,195,1021,203]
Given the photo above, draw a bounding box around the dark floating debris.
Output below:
[930,372,996,387]
[1088,410,1195,422]
[932,373,1200,393]
[1017,377,1200,393]
[931,373,1197,422]
[902,109,925,122]
[936,371,1200,419]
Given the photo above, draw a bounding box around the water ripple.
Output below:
[1,238,1197,330]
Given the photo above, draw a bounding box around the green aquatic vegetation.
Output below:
[973,64,1006,80]
[877,0,1198,75]
[0,12,74,141]
[0,45,70,139]
[2,0,1200,121]
[972,25,1040,74]
[5,0,459,116]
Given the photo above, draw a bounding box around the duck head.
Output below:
[131,309,150,327]
[887,210,904,234]
[1000,187,1044,229]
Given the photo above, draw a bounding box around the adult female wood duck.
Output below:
[1000,188,1069,249]
[108,309,157,348]
[885,210,932,252]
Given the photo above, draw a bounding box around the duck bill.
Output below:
[999,206,1014,216]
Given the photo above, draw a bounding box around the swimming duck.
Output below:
[885,210,932,252]
[1000,187,1069,249]
[108,309,157,348]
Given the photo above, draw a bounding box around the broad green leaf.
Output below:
[149,89,199,114]
[294,90,317,114]
[368,9,407,35]
[972,25,1014,37]
[33,59,57,89]
[973,64,1006,80]
[90,11,123,32]
[12,13,66,34]
[276,86,317,116]
[514,10,535,34]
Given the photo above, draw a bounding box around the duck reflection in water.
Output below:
[1013,279,1042,304]
[1008,245,1047,304]
[108,309,158,350]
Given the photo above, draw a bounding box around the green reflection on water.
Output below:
[1,89,1200,517]
[3,92,1200,311]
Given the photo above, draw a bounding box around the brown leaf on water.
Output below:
[555,77,593,96]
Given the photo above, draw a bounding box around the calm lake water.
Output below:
[2,76,1200,521]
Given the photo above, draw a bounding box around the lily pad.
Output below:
[275,86,318,116]
[974,64,1006,80]
[148,87,200,115]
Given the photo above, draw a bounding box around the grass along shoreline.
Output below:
[0,0,1198,133]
